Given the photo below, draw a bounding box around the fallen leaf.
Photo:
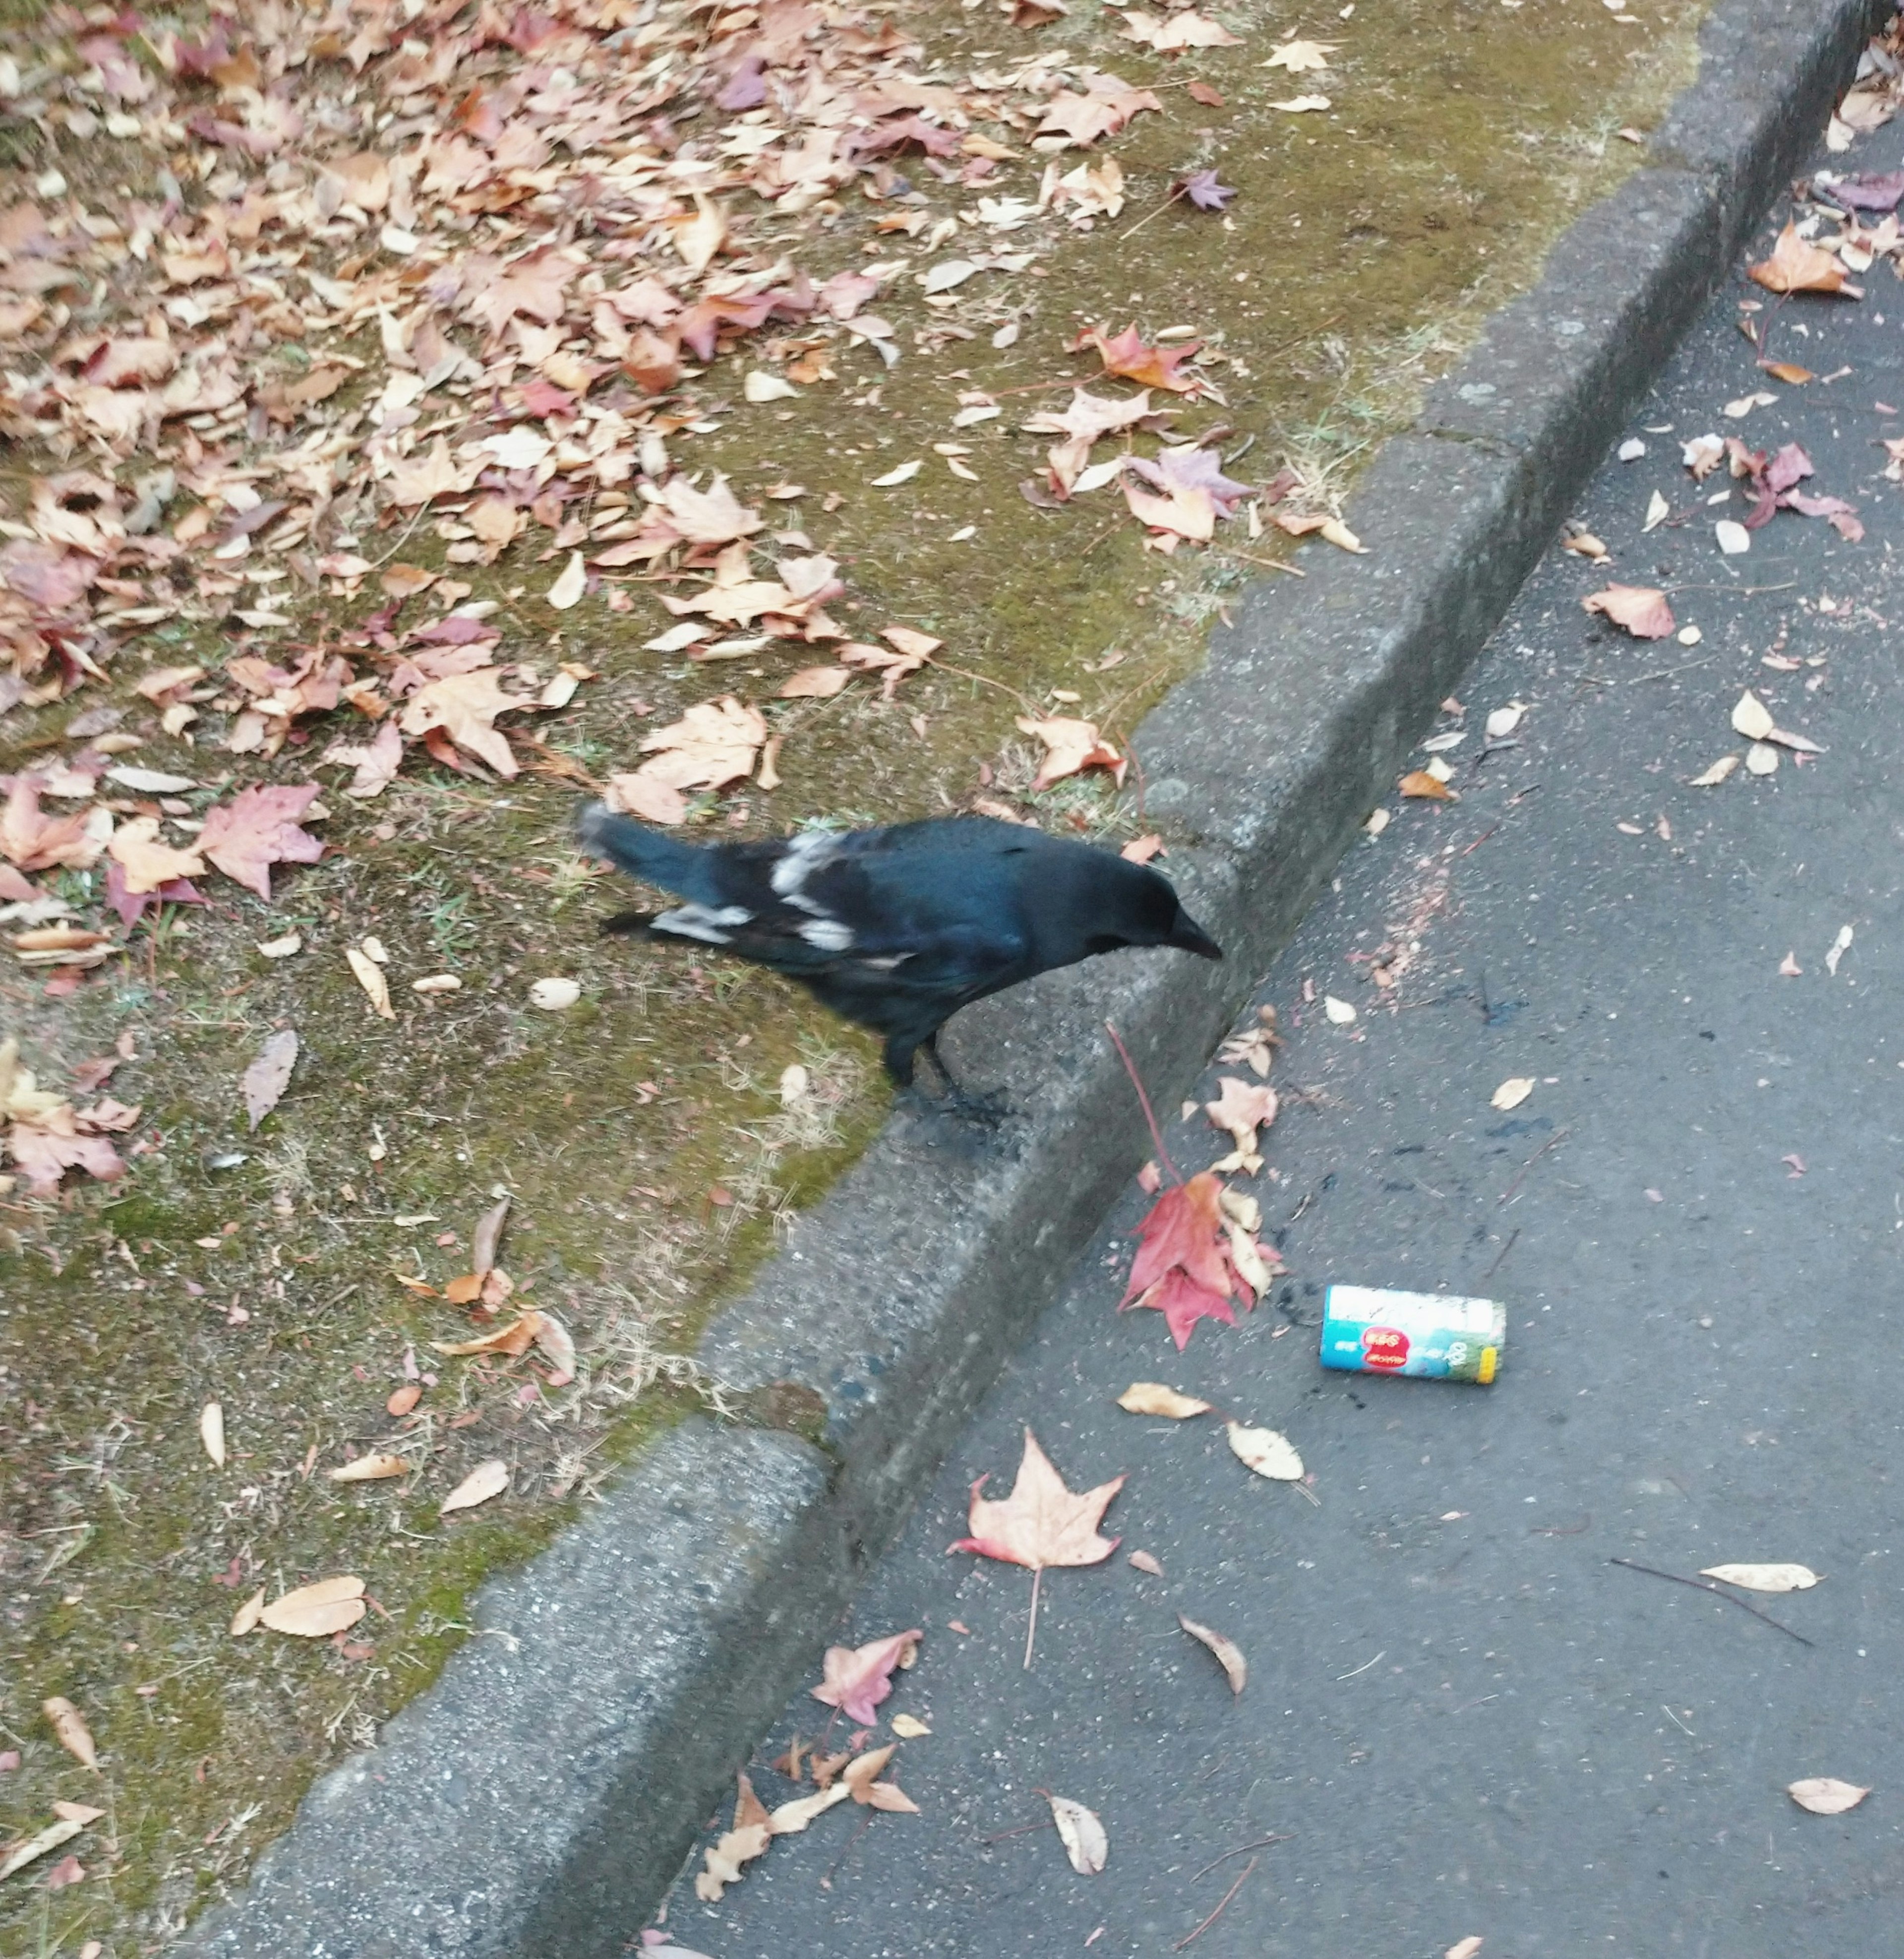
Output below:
[1044,1792,1108,1874]
[610,697,769,824]
[890,1714,932,1738]
[546,551,587,610]
[42,1698,96,1770]
[198,784,324,900]
[811,1628,923,1726]
[1746,741,1779,775]
[1120,8,1241,51]
[328,1453,410,1483]
[439,1458,509,1515]
[199,1400,226,1468]
[1643,490,1669,532]
[400,669,535,779]
[1788,1777,1869,1815]
[952,1430,1123,1572]
[528,977,581,1011]
[870,459,923,487]
[1323,995,1357,1024]
[1688,755,1738,786]
[1269,93,1332,112]
[1699,1563,1820,1593]
[1128,1549,1164,1576]
[1226,1420,1304,1480]
[346,945,395,1020]
[1116,1382,1212,1418]
[1263,36,1335,68]
[1179,169,1237,211]
[1120,1171,1239,1348]
[108,816,206,894]
[1486,703,1526,739]
[241,1028,298,1130]
[1826,924,1853,976]
[1178,1615,1247,1694]
[1077,323,1203,394]
[1779,950,1802,976]
[1016,715,1125,792]
[1398,770,1453,800]
[769,1781,852,1835]
[695,1800,772,1902]
[779,665,851,699]
[1583,585,1674,638]
[1730,691,1776,741]
[259,1576,365,1638]
[434,1312,541,1357]
[1490,1077,1534,1111]
[1749,224,1855,295]
[1761,360,1815,385]
[1445,1941,1485,1959]
[841,1742,919,1812]
[0,1816,95,1884]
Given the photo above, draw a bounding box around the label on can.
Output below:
[1319,1285,1505,1384]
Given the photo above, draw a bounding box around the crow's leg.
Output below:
[917,1032,1009,1125]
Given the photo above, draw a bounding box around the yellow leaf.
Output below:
[1490,1077,1535,1111]
[328,1453,410,1483]
[346,945,395,1020]
[1116,1382,1212,1419]
[1226,1421,1304,1481]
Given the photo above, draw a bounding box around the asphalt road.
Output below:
[658,123,1904,1959]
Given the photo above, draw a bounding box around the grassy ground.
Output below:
[0,0,1707,1947]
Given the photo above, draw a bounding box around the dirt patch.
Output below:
[0,0,1706,1947]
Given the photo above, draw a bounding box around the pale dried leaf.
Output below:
[199,1399,226,1468]
[230,1587,265,1637]
[241,1028,298,1130]
[1044,1792,1108,1874]
[546,552,587,610]
[1731,690,1776,740]
[1490,1077,1534,1111]
[1788,1777,1869,1815]
[259,1575,366,1637]
[1688,755,1738,787]
[1699,1563,1820,1593]
[328,1453,410,1483]
[439,1458,509,1515]
[890,1714,932,1738]
[346,945,395,1020]
[1116,1382,1212,1419]
[1178,1615,1247,1694]
[42,1698,96,1769]
[1127,1549,1164,1576]
[1226,1421,1304,1481]
[768,1781,852,1835]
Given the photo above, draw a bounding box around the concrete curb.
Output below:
[180,2,1889,1952]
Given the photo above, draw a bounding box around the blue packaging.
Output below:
[1320,1285,1505,1384]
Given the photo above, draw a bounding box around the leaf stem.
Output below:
[1104,1019,1181,1184]
[1023,1565,1042,1671]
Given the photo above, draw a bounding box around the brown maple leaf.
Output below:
[1747,224,1857,297]
[810,1628,923,1726]
[606,696,769,824]
[1037,80,1163,147]
[107,815,207,895]
[1582,585,1674,639]
[399,668,536,779]
[0,779,104,873]
[1015,715,1126,792]
[950,1428,1124,1667]
[197,784,324,900]
[1119,1170,1244,1352]
[1075,324,1204,394]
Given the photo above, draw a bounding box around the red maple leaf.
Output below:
[810,1628,923,1726]
[1119,1170,1242,1352]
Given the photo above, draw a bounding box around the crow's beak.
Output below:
[1169,912,1223,961]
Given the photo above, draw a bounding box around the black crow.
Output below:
[577,806,1222,1105]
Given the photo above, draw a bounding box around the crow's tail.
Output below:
[576,803,710,900]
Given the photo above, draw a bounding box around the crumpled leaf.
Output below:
[1,779,107,873]
[1582,585,1674,638]
[1179,1615,1247,1694]
[811,1628,923,1726]
[321,719,404,800]
[1226,1420,1304,1480]
[1748,224,1856,296]
[198,785,324,900]
[1788,1777,1869,1815]
[1205,1075,1278,1157]
[842,1742,919,1812]
[1016,715,1126,792]
[695,1775,773,1901]
[1043,1792,1109,1874]
[1077,323,1203,394]
[42,1697,96,1769]
[950,1428,1124,1572]
[400,669,536,779]
[606,697,770,825]
[241,1028,298,1130]
[1120,1171,1237,1348]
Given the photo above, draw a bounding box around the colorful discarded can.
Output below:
[1319,1285,1505,1384]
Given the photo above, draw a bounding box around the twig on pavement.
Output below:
[1190,1836,1292,1882]
[1175,1855,1258,1948]
[1608,1557,1813,1646]
[1498,1127,1570,1207]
